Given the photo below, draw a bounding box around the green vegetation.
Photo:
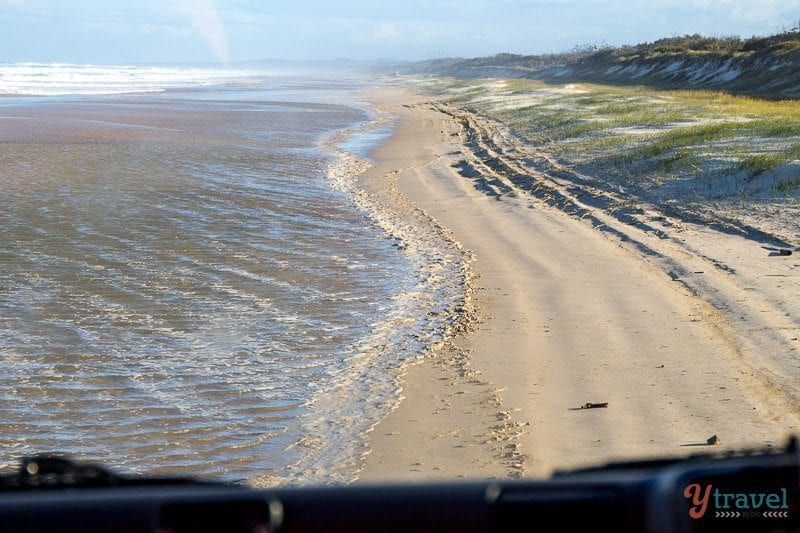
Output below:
[630,123,734,159]
[419,77,800,198]
[554,30,800,62]
[738,153,787,180]
[774,176,800,194]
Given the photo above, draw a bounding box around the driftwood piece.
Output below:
[580,402,609,409]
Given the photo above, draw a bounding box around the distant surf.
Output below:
[0,63,263,96]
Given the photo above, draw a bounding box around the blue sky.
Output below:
[1,0,799,64]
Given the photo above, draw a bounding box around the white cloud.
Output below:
[665,0,800,30]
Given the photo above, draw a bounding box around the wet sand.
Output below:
[357,85,800,481]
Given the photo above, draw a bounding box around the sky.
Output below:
[1,0,799,65]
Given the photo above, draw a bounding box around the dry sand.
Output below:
[356,85,800,482]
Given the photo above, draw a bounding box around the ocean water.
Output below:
[0,63,257,96]
[0,65,461,483]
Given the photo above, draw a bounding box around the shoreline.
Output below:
[261,91,495,485]
[351,86,524,481]
[357,84,800,482]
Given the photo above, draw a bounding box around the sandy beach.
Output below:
[357,85,800,482]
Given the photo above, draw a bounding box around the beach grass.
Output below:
[774,176,800,194]
[419,77,800,198]
[738,153,787,179]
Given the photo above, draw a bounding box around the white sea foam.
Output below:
[270,109,471,485]
[0,63,261,96]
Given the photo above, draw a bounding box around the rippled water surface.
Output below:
[0,81,438,481]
